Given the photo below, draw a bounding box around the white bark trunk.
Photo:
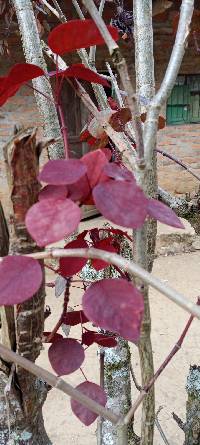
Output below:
[133,2,156,445]
[12,0,64,159]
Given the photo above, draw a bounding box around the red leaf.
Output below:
[48,338,85,376]
[39,185,68,201]
[81,149,108,189]
[48,19,119,54]
[82,330,117,347]
[0,63,44,106]
[92,238,118,271]
[67,174,91,204]
[0,256,42,305]
[25,198,81,247]
[71,381,107,425]
[93,179,148,228]
[38,159,86,185]
[59,238,88,277]
[50,64,109,87]
[43,332,63,343]
[62,310,89,326]
[82,278,144,343]
[147,199,185,229]
[103,162,135,181]
[109,108,131,132]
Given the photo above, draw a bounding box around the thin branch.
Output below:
[130,364,142,391]
[144,0,194,167]
[0,343,119,425]
[89,0,106,66]
[72,0,85,20]
[155,407,170,445]
[40,0,61,20]
[81,0,145,166]
[156,148,200,182]
[16,247,200,319]
[42,41,137,171]
[151,0,194,109]
[123,309,196,425]
[51,0,67,22]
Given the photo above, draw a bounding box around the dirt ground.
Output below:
[36,242,200,445]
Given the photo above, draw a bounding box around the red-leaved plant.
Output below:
[0,17,186,427]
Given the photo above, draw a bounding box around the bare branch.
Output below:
[0,343,119,425]
[157,148,200,183]
[155,407,170,445]
[82,0,145,166]
[123,311,195,424]
[12,247,200,319]
[152,0,194,108]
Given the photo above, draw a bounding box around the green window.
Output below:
[167,75,200,125]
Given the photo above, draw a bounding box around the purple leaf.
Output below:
[147,199,185,229]
[39,185,68,201]
[82,278,144,343]
[103,162,135,182]
[48,338,85,376]
[0,256,42,305]
[93,179,148,228]
[71,381,107,425]
[81,149,108,188]
[59,238,88,277]
[38,159,87,185]
[25,198,81,247]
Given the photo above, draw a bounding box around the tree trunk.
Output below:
[184,366,200,445]
[12,0,64,160]
[0,128,51,445]
[133,2,156,444]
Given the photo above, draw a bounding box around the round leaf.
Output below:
[81,150,108,189]
[25,198,81,247]
[71,381,107,425]
[48,338,85,376]
[59,238,88,276]
[92,238,118,271]
[0,256,43,306]
[82,278,144,343]
[38,159,86,185]
[39,185,68,201]
[93,179,148,228]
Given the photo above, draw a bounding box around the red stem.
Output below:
[46,280,71,342]
[57,103,70,159]
[156,148,200,182]
[124,299,200,424]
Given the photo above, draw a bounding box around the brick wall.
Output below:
[157,124,200,195]
[1,2,200,199]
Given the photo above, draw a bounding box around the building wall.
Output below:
[0,5,200,197]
